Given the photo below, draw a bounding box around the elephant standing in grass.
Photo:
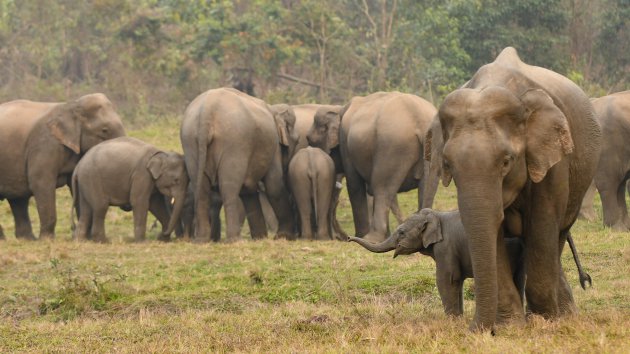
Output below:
[307,92,436,243]
[0,93,125,240]
[429,47,600,331]
[579,91,630,230]
[288,147,336,240]
[72,137,188,243]
[180,88,297,242]
[349,209,592,316]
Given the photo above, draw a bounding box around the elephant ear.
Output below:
[46,101,82,154]
[521,89,574,183]
[271,104,295,147]
[147,152,166,179]
[419,209,443,248]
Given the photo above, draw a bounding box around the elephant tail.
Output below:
[567,232,592,290]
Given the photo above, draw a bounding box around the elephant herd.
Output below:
[0,46,626,333]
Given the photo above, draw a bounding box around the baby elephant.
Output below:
[349,209,591,316]
[288,147,336,240]
[72,137,189,242]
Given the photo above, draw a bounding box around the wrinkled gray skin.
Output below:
[72,137,188,243]
[430,47,601,331]
[349,209,592,316]
[288,147,336,240]
[0,93,125,240]
[307,92,436,243]
[180,88,297,242]
[579,91,630,231]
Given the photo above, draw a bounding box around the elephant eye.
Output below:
[174,178,180,185]
[101,127,109,135]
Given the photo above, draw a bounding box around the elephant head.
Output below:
[269,104,299,165]
[434,81,574,329]
[348,209,443,257]
[147,152,190,238]
[307,105,344,154]
[46,93,125,154]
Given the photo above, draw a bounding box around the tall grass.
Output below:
[1,118,629,352]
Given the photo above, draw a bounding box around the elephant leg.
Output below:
[292,178,314,240]
[218,168,247,242]
[315,179,333,241]
[597,177,627,231]
[344,165,369,239]
[617,178,630,229]
[436,267,464,316]
[390,195,405,225]
[260,193,279,234]
[366,166,409,242]
[242,192,267,240]
[149,194,171,241]
[90,204,109,243]
[194,175,213,242]
[75,193,93,242]
[0,223,4,239]
[8,197,35,240]
[495,233,525,323]
[209,191,222,242]
[330,177,348,241]
[132,201,149,242]
[578,180,597,222]
[263,157,295,240]
[30,178,57,239]
[557,231,577,315]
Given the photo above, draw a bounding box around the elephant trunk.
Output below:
[163,181,188,238]
[348,232,400,253]
[457,179,504,332]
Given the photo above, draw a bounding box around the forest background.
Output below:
[0,0,628,123]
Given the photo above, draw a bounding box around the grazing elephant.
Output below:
[307,92,437,243]
[0,93,125,240]
[578,91,630,230]
[428,47,601,331]
[180,88,296,242]
[288,147,336,240]
[72,137,188,242]
[349,209,592,316]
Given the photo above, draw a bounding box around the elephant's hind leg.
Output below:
[9,197,35,240]
[242,192,267,240]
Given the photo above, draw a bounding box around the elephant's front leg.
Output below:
[149,194,171,241]
[8,197,35,240]
[343,165,369,239]
[132,200,150,242]
[30,177,58,239]
[263,156,295,240]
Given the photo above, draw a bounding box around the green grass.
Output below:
[1,117,629,352]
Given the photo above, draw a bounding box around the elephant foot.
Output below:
[157,233,171,242]
[362,232,386,243]
[224,235,243,243]
[275,232,296,241]
[16,233,37,241]
[38,232,55,241]
[610,222,629,232]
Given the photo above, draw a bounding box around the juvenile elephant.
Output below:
[0,93,125,240]
[307,92,437,243]
[180,88,297,242]
[72,137,188,242]
[288,147,336,240]
[429,47,600,331]
[349,209,592,316]
[579,91,630,231]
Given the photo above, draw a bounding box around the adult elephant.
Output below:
[578,91,630,230]
[0,93,125,240]
[307,91,437,243]
[427,47,600,331]
[180,88,296,242]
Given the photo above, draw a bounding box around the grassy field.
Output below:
[1,118,629,352]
